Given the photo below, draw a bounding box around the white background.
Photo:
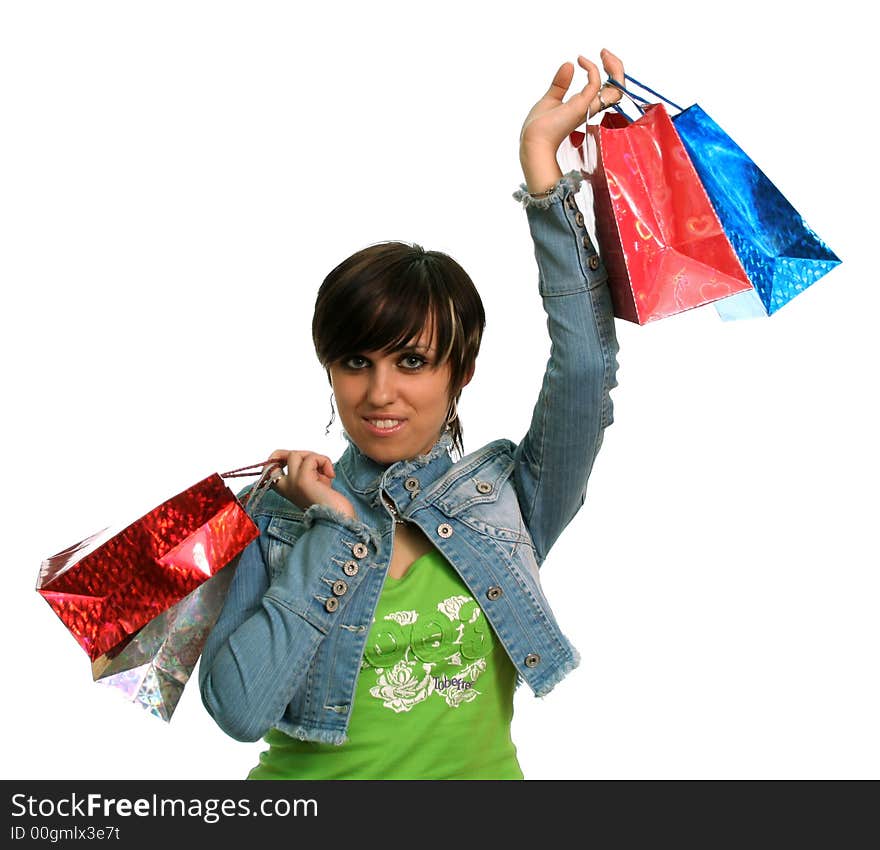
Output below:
[2,0,876,780]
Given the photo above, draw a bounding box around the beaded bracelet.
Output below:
[528,184,558,198]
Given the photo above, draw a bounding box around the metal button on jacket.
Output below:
[437,523,453,539]
[352,542,368,559]
[342,560,359,577]
[524,653,541,667]
[332,579,348,596]
[476,480,493,494]
[487,585,503,601]
[325,597,339,613]
[589,255,601,270]
[566,193,578,210]
[404,476,420,492]
[575,211,585,228]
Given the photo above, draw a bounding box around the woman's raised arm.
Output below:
[510,50,623,566]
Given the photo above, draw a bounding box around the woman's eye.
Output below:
[401,355,427,370]
[342,354,427,370]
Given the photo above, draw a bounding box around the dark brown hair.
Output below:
[312,241,485,458]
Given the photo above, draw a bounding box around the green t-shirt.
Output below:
[248,547,523,780]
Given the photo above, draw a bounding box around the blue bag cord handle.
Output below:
[621,74,685,113]
[605,76,648,123]
[605,74,686,124]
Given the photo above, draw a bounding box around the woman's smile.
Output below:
[362,417,407,436]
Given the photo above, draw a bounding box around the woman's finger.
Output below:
[309,454,335,481]
[265,449,288,483]
[600,48,624,85]
[572,55,605,119]
[296,452,330,483]
[273,451,303,495]
[288,451,306,471]
[543,60,576,106]
[580,50,627,116]
[600,48,625,106]
[574,55,601,102]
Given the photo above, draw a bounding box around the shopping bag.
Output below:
[91,561,238,721]
[556,135,599,254]
[609,73,841,319]
[36,459,278,662]
[564,97,752,324]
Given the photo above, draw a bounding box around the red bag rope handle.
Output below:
[219,458,284,512]
[220,459,283,478]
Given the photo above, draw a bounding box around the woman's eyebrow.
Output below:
[348,344,435,359]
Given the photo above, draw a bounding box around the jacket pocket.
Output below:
[263,514,306,579]
[432,453,512,516]
[432,456,536,546]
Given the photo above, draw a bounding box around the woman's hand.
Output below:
[266,449,357,519]
[519,48,626,195]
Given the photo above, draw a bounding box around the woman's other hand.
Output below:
[265,449,357,519]
[518,48,625,195]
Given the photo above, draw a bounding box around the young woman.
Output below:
[199,49,624,780]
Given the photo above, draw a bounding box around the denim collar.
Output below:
[338,428,456,495]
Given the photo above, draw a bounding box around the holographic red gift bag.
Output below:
[561,102,753,324]
[36,460,278,662]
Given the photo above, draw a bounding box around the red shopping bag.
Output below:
[564,102,752,324]
[36,460,278,662]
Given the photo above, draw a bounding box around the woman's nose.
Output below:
[366,362,398,404]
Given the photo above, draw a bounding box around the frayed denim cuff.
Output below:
[512,169,584,209]
[302,502,383,553]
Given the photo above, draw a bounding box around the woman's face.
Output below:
[329,327,456,465]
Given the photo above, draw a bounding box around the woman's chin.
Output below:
[347,419,440,465]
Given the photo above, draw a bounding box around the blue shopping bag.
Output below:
[608,74,841,319]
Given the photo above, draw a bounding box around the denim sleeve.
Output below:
[198,496,379,742]
[510,169,620,566]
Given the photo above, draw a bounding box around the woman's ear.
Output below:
[461,365,475,388]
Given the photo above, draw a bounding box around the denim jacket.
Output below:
[199,169,620,745]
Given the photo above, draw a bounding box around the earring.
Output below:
[325,391,336,437]
[444,397,459,431]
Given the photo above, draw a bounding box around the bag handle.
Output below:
[619,73,685,113]
[220,459,283,478]
[605,75,649,123]
[606,74,686,125]
[220,458,283,513]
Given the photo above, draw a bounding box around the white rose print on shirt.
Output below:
[362,594,496,713]
[370,660,434,713]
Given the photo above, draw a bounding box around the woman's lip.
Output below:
[362,417,407,436]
